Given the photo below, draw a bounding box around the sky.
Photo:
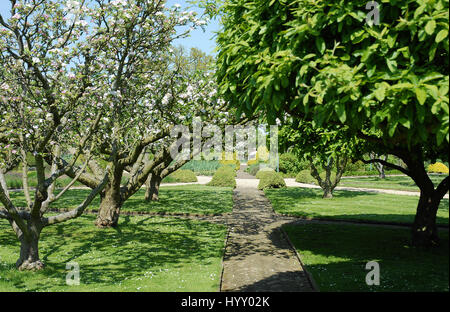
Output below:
[0,0,221,55]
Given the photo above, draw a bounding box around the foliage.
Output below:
[279,153,308,174]
[428,162,450,174]
[257,171,286,190]
[295,170,316,184]
[207,166,237,188]
[255,167,275,179]
[246,163,261,176]
[217,0,449,149]
[162,169,198,183]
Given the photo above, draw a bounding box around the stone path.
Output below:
[220,179,314,292]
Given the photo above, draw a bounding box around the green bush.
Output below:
[258,171,286,190]
[246,163,261,176]
[255,167,275,179]
[295,170,316,184]
[207,166,236,188]
[279,153,309,174]
[162,169,198,183]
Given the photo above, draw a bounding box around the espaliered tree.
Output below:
[216,0,449,247]
[0,0,113,270]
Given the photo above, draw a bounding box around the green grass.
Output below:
[339,175,449,192]
[265,187,449,225]
[6,185,234,216]
[0,215,226,291]
[4,171,83,189]
[283,223,449,291]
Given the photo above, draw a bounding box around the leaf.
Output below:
[415,88,427,105]
[399,117,411,129]
[315,37,326,55]
[335,103,346,123]
[435,29,448,43]
[388,122,398,137]
[425,20,436,35]
[386,59,397,73]
[374,86,386,101]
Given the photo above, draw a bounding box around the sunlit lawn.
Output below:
[265,187,449,225]
[284,223,449,292]
[0,215,226,292]
[6,185,234,216]
[339,175,448,192]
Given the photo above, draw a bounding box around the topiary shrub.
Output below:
[162,169,198,183]
[255,167,275,179]
[295,170,316,184]
[246,163,261,176]
[257,171,286,190]
[207,166,237,188]
[427,162,449,174]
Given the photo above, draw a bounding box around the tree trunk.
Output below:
[16,219,44,271]
[322,187,333,199]
[95,188,122,228]
[411,189,440,247]
[145,174,162,202]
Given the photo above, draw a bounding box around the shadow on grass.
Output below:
[281,222,449,292]
[265,187,449,226]
[0,215,226,291]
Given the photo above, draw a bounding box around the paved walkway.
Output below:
[220,179,314,292]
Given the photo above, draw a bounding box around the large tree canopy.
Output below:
[216,0,449,246]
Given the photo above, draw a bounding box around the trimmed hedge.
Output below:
[162,169,198,183]
[207,166,237,188]
[255,167,275,179]
[257,171,286,190]
[295,170,316,184]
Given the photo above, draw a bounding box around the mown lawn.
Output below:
[0,215,227,292]
[339,175,448,192]
[284,223,449,292]
[265,187,449,225]
[6,185,234,215]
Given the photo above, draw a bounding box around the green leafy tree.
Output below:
[217,0,449,246]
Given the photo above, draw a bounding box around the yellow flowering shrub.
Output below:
[427,162,449,174]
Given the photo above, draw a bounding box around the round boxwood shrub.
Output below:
[246,163,261,176]
[255,167,275,179]
[207,166,237,188]
[295,170,316,184]
[162,169,198,183]
[257,171,286,190]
